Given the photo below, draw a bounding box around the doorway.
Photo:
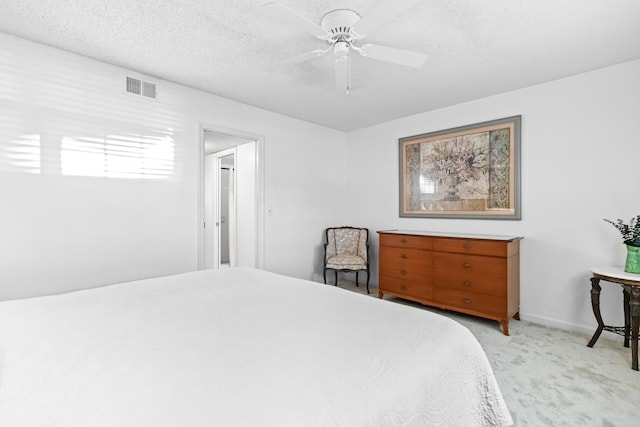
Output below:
[200,127,265,270]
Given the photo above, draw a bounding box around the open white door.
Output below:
[204,147,236,269]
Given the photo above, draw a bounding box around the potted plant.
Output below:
[604,215,640,273]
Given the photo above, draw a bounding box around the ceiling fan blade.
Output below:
[262,1,325,37]
[353,0,420,37]
[335,56,351,94]
[360,44,427,68]
[264,49,329,71]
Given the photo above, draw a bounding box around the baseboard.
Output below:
[521,312,625,343]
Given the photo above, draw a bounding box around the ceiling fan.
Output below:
[262,0,428,94]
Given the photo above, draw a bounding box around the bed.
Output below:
[0,267,512,426]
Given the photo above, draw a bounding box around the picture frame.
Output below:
[399,115,521,220]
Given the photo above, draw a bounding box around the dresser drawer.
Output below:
[379,247,431,279]
[380,233,433,250]
[433,288,505,317]
[432,253,507,296]
[432,275,507,297]
[379,275,431,301]
[433,238,507,257]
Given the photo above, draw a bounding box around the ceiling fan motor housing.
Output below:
[320,9,361,43]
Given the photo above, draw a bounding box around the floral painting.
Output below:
[400,116,521,219]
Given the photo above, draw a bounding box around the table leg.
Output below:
[587,277,604,348]
[629,286,640,371]
[624,288,631,348]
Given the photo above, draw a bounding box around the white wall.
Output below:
[0,33,346,299]
[345,60,640,334]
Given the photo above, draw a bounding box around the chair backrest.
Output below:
[325,227,368,261]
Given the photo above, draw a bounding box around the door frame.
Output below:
[197,123,265,270]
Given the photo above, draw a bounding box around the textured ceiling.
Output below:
[1,0,639,131]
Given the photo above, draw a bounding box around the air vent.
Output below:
[126,76,157,99]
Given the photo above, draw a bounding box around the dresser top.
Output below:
[377,229,523,241]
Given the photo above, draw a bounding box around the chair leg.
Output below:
[323,268,327,284]
[334,270,338,286]
[366,271,370,294]
[355,271,359,287]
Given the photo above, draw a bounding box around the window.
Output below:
[61,132,174,179]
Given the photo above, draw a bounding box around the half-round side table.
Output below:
[587,266,640,370]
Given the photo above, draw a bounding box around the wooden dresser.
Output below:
[378,230,522,335]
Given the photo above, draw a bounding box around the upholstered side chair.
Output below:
[323,226,370,294]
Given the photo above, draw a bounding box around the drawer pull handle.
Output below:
[463,262,471,268]
[401,238,408,243]
[463,242,471,249]
[400,270,408,275]
[401,285,408,291]
[400,254,407,259]
[463,299,471,304]
[464,280,471,287]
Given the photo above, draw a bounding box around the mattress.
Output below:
[0,267,512,426]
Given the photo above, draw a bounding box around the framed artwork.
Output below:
[399,115,521,220]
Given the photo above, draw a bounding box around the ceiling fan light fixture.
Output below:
[333,41,349,57]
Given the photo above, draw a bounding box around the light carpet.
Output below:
[334,280,640,427]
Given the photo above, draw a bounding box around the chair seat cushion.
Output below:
[326,255,367,270]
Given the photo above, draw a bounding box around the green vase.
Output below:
[625,245,640,274]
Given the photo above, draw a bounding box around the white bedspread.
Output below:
[0,268,512,426]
